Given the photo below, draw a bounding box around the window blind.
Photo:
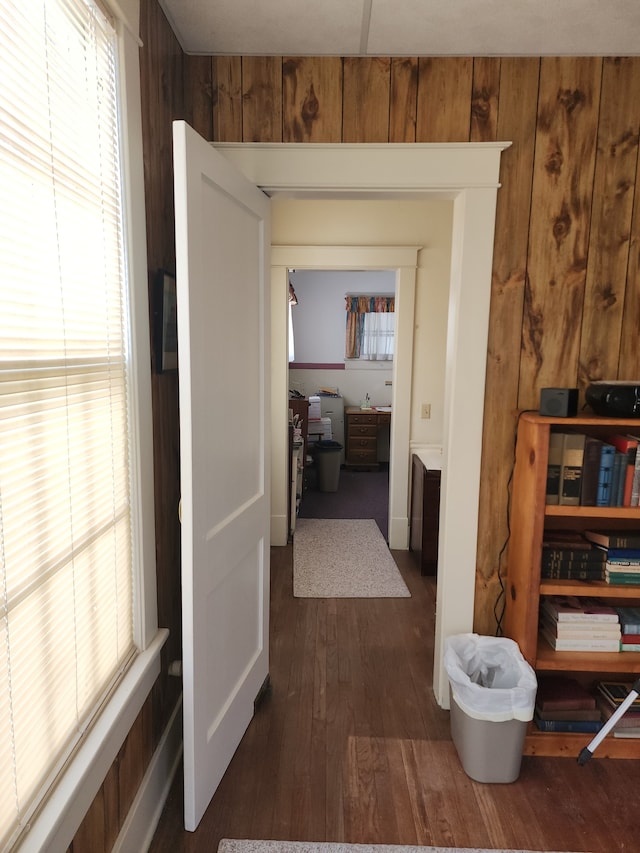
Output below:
[0,0,135,847]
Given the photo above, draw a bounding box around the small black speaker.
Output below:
[539,387,579,417]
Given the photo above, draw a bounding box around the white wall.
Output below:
[289,268,395,407]
[272,198,454,447]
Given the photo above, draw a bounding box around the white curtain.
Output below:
[361,311,395,360]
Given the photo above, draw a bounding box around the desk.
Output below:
[345,407,391,468]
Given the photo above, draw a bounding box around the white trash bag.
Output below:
[444,633,537,722]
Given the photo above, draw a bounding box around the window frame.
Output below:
[11,1,165,850]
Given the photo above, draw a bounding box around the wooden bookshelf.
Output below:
[504,411,640,758]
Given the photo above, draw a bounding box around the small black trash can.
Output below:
[312,440,343,492]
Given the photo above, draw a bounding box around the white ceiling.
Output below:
[158,0,640,57]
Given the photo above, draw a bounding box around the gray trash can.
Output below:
[444,633,537,783]
[312,440,343,492]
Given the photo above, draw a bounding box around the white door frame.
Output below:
[271,245,419,551]
[214,142,509,706]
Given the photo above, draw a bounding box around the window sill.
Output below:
[19,628,169,853]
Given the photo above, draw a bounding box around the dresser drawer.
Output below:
[348,424,377,438]
[347,447,378,465]
[348,412,378,426]
[348,436,377,452]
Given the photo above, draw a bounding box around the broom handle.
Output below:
[578,676,640,765]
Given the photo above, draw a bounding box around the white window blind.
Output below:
[0,0,136,848]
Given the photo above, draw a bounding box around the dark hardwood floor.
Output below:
[149,546,640,853]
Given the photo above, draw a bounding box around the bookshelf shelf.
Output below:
[504,411,640,759]
[539,579,640,598]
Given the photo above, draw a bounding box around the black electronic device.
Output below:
[539,387,579,418]
[585,381,640,418]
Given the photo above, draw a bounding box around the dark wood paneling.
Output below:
[416,57,473,141]
[475,57,540,633]
[283,57,343,142]
[579,57,640,387]
[242,56,283,142]
[389,58,418,142]
[185,55,213,140]
[343,57,391,142]
[621,110,640,379]
[520,57,602,407]
[212,56,243,141]
[470,57,501,141]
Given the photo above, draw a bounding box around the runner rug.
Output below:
[218,841,582,853]
[293,518,410,598]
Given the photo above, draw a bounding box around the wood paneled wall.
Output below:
[184,54,640,636]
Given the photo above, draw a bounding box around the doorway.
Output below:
[213,142,508,706]
[288,268,396,538]
[271,240,420,554]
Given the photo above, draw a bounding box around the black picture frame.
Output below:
[154,270,178,373]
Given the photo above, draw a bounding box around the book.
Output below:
[631,434,640,506]
[540,596,619,623]
[580,435,604,506]
[541,565,605,581]
[596,696,640,728]
[584,530,640,549]
[534,705,602,722]
[610,451,627,507]
[615,606,640,632]
[596,681,640,707]
[603,434,639,506]
[601,548,640,561]
[596,442,616,506]
[540,616,620,639]
[535,675,597,711]
[620,632,640,643]
[559,432,586,506]
[542,531,592,549]
[605,573,640,586]
[546,431,564,505]
[541,626,620,652]
[620,643,640,651]
[541,547,605,564]
[534,715,602,733]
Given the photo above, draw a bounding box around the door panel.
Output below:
[172,120,270,831]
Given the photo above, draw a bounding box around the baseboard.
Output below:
[270,513,288,546]
[388,515,409,550]
[112,693,183,853]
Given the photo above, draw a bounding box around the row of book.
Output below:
[540,595,640,652]
[546,431,640,507]
[541,529,640,585]
[535,675,640,736]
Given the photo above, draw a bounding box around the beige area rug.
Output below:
[293,518,410,598]
[218,841,583,853]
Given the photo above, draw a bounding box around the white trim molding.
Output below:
[271,245,419,551]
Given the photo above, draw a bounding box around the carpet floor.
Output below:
[293,518,410,598]
[218,841,582,853]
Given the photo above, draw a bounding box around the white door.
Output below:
[172,120,271,831]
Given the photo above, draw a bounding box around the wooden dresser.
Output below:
[410,451,441,576]
[345,406,391,468]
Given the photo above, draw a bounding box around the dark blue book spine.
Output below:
[596,444,616,507]
[534,716,603,733]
